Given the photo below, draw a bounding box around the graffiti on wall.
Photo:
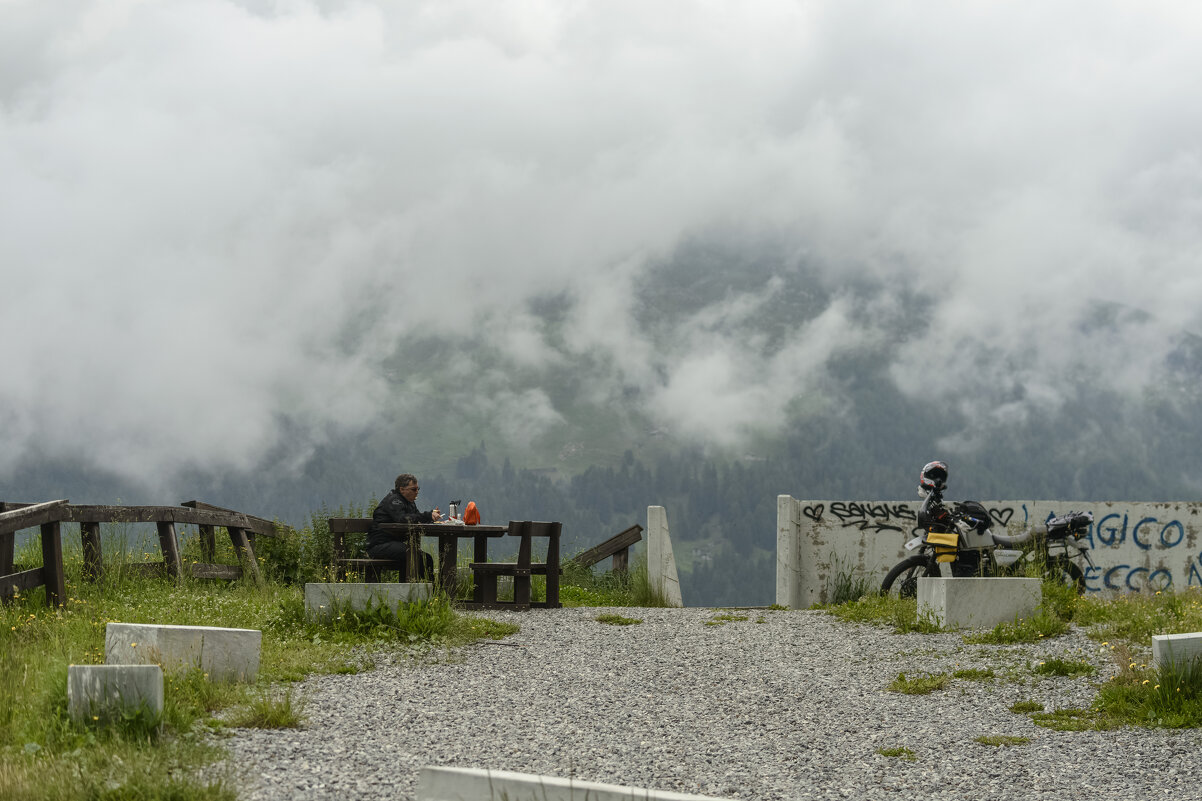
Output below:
[804,501,1202,593]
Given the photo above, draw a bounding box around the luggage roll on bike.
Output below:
[880,461,1095,598]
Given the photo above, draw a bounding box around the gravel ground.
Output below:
[218,607,1202,801]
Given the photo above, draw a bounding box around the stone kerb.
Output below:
[1152,632,1202,672]
[104,623,260,682]
[67,664,163,724]
[917,577,1042,630]
[304,582,433,621]
[417,765,737,801]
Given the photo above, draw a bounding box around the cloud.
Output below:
[2,0,1201,490]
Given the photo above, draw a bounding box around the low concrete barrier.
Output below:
[917,577,1041,630]
[417,766,736,801]
[304,582,433,620]
[67,664,163,724]
[105,623,260,682]
[1152,632,1202,672]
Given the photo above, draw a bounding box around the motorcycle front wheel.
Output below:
[880,555,942,598]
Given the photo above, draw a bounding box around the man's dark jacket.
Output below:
[368,490,433,551]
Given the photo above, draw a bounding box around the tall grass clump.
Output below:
[824,553,875,606]
[558,553,675,608]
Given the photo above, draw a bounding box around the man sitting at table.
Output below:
[368,473,442,580]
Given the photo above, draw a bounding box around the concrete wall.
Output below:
[777,497,1202,608]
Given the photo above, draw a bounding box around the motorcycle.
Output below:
[880,461,1095,598]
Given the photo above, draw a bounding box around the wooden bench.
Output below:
[470,520,562,609]
[571,524,642,574]
[329,518,410,582]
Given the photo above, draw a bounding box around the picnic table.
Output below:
[329,518,561,609]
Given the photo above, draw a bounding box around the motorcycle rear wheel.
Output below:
[1041,558,1086,595]
[880,555,942,599]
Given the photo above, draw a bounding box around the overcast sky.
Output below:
[3,0,1201,490]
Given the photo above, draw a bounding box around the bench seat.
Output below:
[469,521,561,609]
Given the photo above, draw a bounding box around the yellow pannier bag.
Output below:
[925,530,959,563]
[925,531,958,547]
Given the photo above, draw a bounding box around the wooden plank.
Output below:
[228,527,262,585]
[80,522,103,582]
[157,521,182,578]
[571,524,642,568]
[191,563,243,580]
[180,500,275,528]
[0,531,12,578]
[120,562,166,579]
[171,507,277,537]
[1,567,45,597]
[40,521,65,608]
[542,522,561,609]
[0,500,69,536]
[328,518,372,534]
[64,505,175,524]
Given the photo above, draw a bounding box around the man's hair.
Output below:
[394,473,418,491]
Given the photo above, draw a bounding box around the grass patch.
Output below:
[962,609,1069,645]
[1073,587,1202,645]
[1009,700,1044,714]
[705,613,749,627]
[888,672,951,695]
[1032,658,1096,677]
[822,594,943,634]
[974,735,1030,747]
[952,667,995,681]
[876,746,916,760]
[225,686,306,729]
[1030,707,1113,731]
[595,614,642,626]
[1091,653,1202,729]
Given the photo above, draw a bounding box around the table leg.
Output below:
[80,522,103,582]
[439,538,459,596]
[40,521,65,608]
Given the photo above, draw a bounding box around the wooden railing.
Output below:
[571,524,643,574]
[0,500,282,607]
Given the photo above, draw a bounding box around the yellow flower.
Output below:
[1142,680,1149,685]
[130,643,138,648]
[1154,685,1160,690]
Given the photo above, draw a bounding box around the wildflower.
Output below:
[130,643,138,648]
[1142,680,1149,685]
[1154,685,1160,690]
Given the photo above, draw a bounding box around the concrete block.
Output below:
[68,664,163,724]
[1152,632,1202,672]
[105,623,260,682]
[417,766,736,801]
[304,582,433,620]
[917,577,1042,630]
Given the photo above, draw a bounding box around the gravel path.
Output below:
[219,607,1202,800]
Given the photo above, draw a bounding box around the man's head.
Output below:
[395,473,419,500]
